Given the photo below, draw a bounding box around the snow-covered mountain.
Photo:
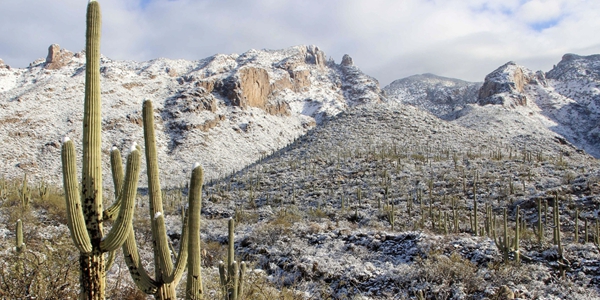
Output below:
[0,44,383,185]
[383,73,481,119]
[383,54,600,158]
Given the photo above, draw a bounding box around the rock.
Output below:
[239,67,270,109]
[45,44,73,70]
[477,61,537,108]
[290,69,311,92]
[218,67,271,109]
[0,58,9,70]
[341,54,353,67]
[265,100,291,116]
[306,45,326,69]
[166,67,178,77]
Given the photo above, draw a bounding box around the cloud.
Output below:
[0,0,598,86]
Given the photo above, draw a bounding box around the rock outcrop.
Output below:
[0,59,9,70]
[45,44,73,70]
[477,61,544,108]
[546,53,600,81]
[341,54,353,67]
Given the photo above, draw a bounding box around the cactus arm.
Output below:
[168,209,189,286]
[185,164,204,298]
[122,229,159,294]
[103,147,124,221]
[231,262,239,300]
[100,146,141,252]
[218,262,227,299]
[238,262,246,298]
[105,251,116,271]
[62,138,93,253]
[143,99,174,279]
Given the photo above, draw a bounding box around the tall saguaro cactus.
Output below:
[61,1,141,299]
[122,100,204,300]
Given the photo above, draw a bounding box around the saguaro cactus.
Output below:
[494,206,521,263]
[122,100,204,300]
[61,1,141,299]
[219,218,246,300]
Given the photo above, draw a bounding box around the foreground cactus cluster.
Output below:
[60,1,207,299]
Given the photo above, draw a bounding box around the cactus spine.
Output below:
[219,218,246,300]
[61,2,142,299]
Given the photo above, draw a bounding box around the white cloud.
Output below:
[0,0,598,86]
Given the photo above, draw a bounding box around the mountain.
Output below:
[383,54,600,158]
[0,44,383,185]
[383,73,481,119]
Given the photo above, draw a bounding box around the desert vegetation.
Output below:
[1,1,600,300]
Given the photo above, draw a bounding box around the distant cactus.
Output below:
[494,206,521,263]
[15,219,25,253]
[61,1,142,299]
[219,218,246,300]
[18,174,31,209]
[37,180,49,201]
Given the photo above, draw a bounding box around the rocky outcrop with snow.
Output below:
[0,44,384,185]
[383,73,481,119]
[471,54,600,157]
[383,54,600,158]
[477,61,547,108]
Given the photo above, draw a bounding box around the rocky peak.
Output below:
[477,61,543,108]
[0,58,9,70]
[341,54,353,67]
[304,45,326,69]
[45,44,73,70]
[546,53,600,81]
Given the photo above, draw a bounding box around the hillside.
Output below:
[3,103,599,299]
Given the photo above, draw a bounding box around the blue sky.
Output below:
[0,0,598,85]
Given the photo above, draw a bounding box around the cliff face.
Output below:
[476,62,547,108]
[0,44,383,184]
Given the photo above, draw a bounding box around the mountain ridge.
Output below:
[0,44,383,185]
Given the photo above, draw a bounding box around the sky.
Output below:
[1,0,599,86]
